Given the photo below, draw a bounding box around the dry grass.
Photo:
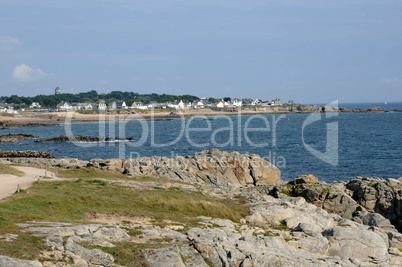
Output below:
[0,163,25,176]
[55,168,128,179]
[55,167,193,185]
[0,179,249,260]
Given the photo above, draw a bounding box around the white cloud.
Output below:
[0,36,22,52]
[12,64,49,82]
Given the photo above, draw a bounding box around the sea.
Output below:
[1,102,401,183]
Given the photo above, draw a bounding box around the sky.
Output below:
[0,0,401,103]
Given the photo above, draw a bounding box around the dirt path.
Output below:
[0,166,55,201]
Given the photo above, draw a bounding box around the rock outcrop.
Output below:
[34,135,135,143]
[0,255,41,267]
[265,175,402,233]
[0,133,38,143]
[0,161,401,266]
[8,205,402,266]
[1,149,282,187]
[0,151,54,158]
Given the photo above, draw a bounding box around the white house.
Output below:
[168,100,185,109]
[111,101,127,110]
[159,103,168,109]
[95,102,107,110]
[131,102,148,110]
[57,102,73,111]
[231,98,243,107]
[192,100,205,109]
[147,101,160,108]
[213,101,229,108]
[71,103,93,110]
[6,108,18,114]
[30,102,41,108]
[0,107,7,113]
[252,99,262,106]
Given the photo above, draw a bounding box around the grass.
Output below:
[96,242,169,266]
[0,179,249,260]
[55,168,128,179]
[322,188,331,195]
[271,219,289,231]
[55,167,192,186]
[0,164,25,176]
[263,231,280,237]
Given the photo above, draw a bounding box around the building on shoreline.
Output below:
[71,103,93,110]
[111,101,127,110]
[270,98,283,106]
[95,102,107,110]
[56,102,73,111]
[30,102,41,109]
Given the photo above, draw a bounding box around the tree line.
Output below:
[0,90,200,108]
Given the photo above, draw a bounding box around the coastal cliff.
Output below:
[0,150,401,266]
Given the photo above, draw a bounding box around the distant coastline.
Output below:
[0,104,400,128]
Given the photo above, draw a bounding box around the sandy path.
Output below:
[0,166,55,201]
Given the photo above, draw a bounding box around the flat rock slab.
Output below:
[0,255,42,267]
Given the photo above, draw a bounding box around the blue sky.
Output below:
[1,0,401,103]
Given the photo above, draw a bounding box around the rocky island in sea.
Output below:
[34,135,136,143]
[0,149,401,266]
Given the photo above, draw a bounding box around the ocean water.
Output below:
[1,107,401,183]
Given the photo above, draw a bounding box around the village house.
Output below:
[30,102,41,109]
[131,102,148,110]
[111,101,127,110]
[212,100,230,108]
[183,101,191,108]
[270,98,283,106]
[56,102,73,111]
[252,99,262,106]
[231,98,243,107]
[192,100,205,109]
[147,101,160,108]
[71,103,93,110]
[242,98,253,106]
[159,102,168,109]
[6,108,18,114]
[168,100,185,109]
[95,102,107,110]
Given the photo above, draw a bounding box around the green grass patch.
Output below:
[95,242,173,266]
[0,179,249,260]
[0,234,47,260]
[55,168,192,186]
[55,168,128,179]
[322,188,331,195]
[0,164,25,176]
[264,231,280,237]
[271,219,289,231]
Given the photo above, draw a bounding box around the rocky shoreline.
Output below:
[0,133,38,143]
[0,151,54,158]
[0,149,401,266]
[34,135,135,143]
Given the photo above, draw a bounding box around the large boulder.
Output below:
[123,149,281,188]
[346,177,402,231]
[322,227,389,264]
